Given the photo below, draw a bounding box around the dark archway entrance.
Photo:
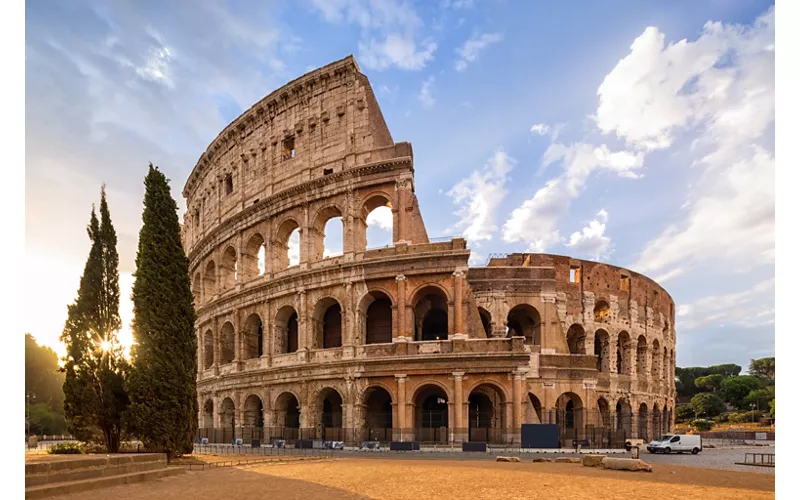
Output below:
[414,385,449,443]
[363,387,393,442]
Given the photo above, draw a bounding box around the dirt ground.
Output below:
[53,457,774,500]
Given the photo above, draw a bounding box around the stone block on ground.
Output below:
[532,457,552,463]
[496,456,521,462]
[600,457,653,472]
[582,454,606,467]
[554,457,582,464]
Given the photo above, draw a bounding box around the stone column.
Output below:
[300,203,310,267]
[396,375,407,441]
[452,372,465,443]
[298,290,308,351]
[453,270,464,335]
[395,275,407,339]
[213,317,220,376]
[512,372,524,435]
[394,182,406,243]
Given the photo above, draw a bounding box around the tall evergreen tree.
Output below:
[127,164,198,459]
[60,186,129,452]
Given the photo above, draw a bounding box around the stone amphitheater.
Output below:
[183,55,676,447]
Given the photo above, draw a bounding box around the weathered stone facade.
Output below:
[182,56,676,446]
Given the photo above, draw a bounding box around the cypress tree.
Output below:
[127,164,198,459]
[60,186,129,452]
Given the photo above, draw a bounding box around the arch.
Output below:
[616,331,632,375]
[220,397,236,428]
[527,393,543,424]
[652,404,663,438]
[192,272,202,304]
[203,329,214,369]
[274,218,301,269]
[555,392,584,444]
[594,329,610,372]
[594,300,610,323]
[220,321,235,364]
[467,383,506,443]
[274,305,299,354]
[273,392,300,431]
[615,398,633,436]
[597,397,611,427]
[312,297,343,349]
[478,307,492,337]
[241,233,266,280]
[243,395,264,428]
[315,387,344,439]
[312,205,344,261]
[412,285,449,341]
[506,304,541,345]
[566,323,585,354]
[651,339,661,379]
[220,246,237,290]
[243,313,263,359]
[363,386,393,441]
[636,335,648,376]
[360,290,393,345]
[413,383,449,443]
[203,399,214,428]
[361,192,393,251]
[203,261,216,298]
[638,402,649,441]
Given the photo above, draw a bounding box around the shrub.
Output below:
[728,410,764,423]
[48,441,85,455]
[675,405,695,422]
[691,419,715,432]
[690,392,726,417]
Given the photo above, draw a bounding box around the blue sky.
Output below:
[25,0,775,370]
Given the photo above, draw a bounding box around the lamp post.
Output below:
[750,403,756,423]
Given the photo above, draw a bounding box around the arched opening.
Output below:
[220,322,235,364]
[192,272,202,304]
[363,386,393,442]
[203,329,213,369]
[241,233,266,280]
[203,261,216,299]
[313,206,344,261]
[527,394,543,424]
[598,397,611,428]
[594,329,610,372]
[243,314,263,359]
[615,399,632,437]
[275,219,300,269]
[362,291,393,345]
[316,388,343,440]
[362,195,393,250]
[313,298,342,349]
[664,404,671,434]
[556,392,584,446]
[617,331,632,375]
[566,324,585,354]
[468,384,506,443]
[220,246,237,290]
[274,392,300,441]
[414,385,449,443]
[652,404,662,439]
[220,397,236,434]
[244,395,264,428]
[203,399,214,428]
[636,335,648,375]
[478,307,492,337]
[594,300,610,323]
[274,306,299,354]
[651,339,661,379]
[638,403,649,441]
[413,286,449,341]
[506,304,541,345]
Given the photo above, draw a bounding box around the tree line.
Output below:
[25,333,66,435]
[43,164,197,459]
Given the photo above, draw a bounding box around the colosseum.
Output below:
[184,56,676,449]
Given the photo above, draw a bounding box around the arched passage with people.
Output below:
[566,324,585,354]
[617,331,632,375]
[507,304,541,345]
[274,392,301,440]
[241,233,266,280]
[315,388,344,440]
[220,322,235,364]
[467,383,506,443]
[413,286,449,341]
[203,329,214,369]
[360,290,393,345]
[243,314,263,359]
[313,206,344,261]
[360,193,394,251]
[220,246,237,290]
[594,329,610,372]
[313,298,342,349]
[274,306,299,354]
[363,386,393,442]
[414,384,449,443]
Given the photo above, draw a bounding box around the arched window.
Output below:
[275,306,299,354]
[220,246,237,289]
[241,233,266,280]
[413,286,449,341]
[243,314,263,359]
[203,329,214,369]
[313,298,343,349]
[363,291,393,344]
[203,261,216,299]
[506,304,541,345]
[566,324,585,354]
[220,322,235,364]
[362,194,393,250]
[313,206,344,261]
[275,219,301,269]
[617,331,632,375]
[594,329,610,372]
[478,308,492,337]
[594,300,610,323]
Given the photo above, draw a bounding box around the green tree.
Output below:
[25,333,66,434]
[748,357,775,382]
[690,392,727,418]
[694,374,724,392]
[707,364,742,378]
[769,399,775,418]
[126,164,198,460]
[675,405,695,422]
[744,386,774,410]
[60,186,129,452]
[719,375,763,410]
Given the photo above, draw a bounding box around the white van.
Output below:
[647,434,702,454]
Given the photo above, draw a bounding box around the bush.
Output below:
[691,419,715,432]
[712,413,729,423]
[675,405,695,422]
[728,410,764,423]
[690,392,727,417]
[48,441,85,455]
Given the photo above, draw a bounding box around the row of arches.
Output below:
[192,197,395,304]
[565,325,674,379]
[476,304,542,344]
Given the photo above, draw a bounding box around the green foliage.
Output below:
[727,410,764,423]
[126,165,198,460]
[748,357,775,382]
[26,333,66,434]
[719,375,763,410]
[694,374,724,392]
[691,419,714,432]
[676,365,740,398]
[744,386,774,410]
[769,399,775,418]
[707,364,742,378]
[48,441,85,454]
[690,392,727,417]
[29,403,67,435]
[675,405,695,422]
[59,186,129,452]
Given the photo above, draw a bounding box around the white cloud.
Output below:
[565,209,612,260]
[454,32,503,71]
[360,35,437,71]
[677,278,774,331]
[447,150,515,243]
[468,251,485,265]
[418,76,436,108]
[502,143,643,252]
[288,229,300,266]
[530,123,549,135]
[366,205,393,230]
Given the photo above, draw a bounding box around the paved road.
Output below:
[641,446,775,474]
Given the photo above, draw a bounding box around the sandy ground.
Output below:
[51,457,774,500]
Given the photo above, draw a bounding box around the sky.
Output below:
[25,0,775,371]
